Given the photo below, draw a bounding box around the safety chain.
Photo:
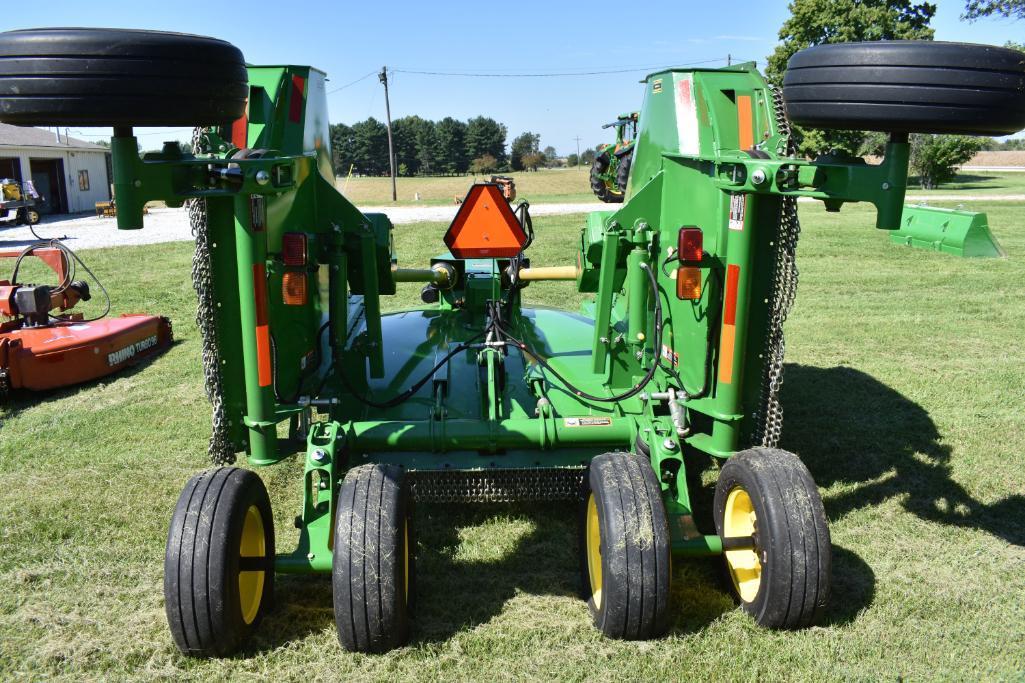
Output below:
[409,467,585,503]
[188,127,235,465]
[751,87,801,448]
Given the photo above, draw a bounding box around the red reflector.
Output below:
[282,233,307,266]
[289,75,305,123]
[678,227,703,263]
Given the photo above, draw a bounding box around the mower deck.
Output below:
[0,314,172,391]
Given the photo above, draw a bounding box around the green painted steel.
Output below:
[893,205,1006,258]
[107,57,919,572]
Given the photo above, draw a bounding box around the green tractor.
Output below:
[589,111,638,203]
[2,29,1022,656]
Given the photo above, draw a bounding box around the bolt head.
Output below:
[311,449,327,462]
[751,169,767,185]
[663,438,678,451]
[881,182,891,190]
[255,170,270,185]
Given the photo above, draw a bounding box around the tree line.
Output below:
[330,117,591,177]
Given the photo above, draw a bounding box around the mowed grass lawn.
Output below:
[338,166,595,206]
[1,196,1024,680]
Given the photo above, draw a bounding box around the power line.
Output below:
[326,70,378,95]
[390,57,734,78]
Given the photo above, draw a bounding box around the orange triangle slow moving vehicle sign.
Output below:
[444,184,528,259]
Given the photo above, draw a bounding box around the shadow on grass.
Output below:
[781,363,1025,547]
[0,337,182,423]
[907,174,1005,190]
[250,501,741,651]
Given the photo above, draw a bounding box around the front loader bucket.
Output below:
[892,205,1006,258]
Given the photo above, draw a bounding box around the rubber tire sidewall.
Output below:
[713,448,831,629]
[578,452,671,640]
[0,28,248,126]
[332,464,414,653]
[783,41,1025,136]
[164,467,275,657]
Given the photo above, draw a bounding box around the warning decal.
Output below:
[564,417,613,427]
[728,194,746,231]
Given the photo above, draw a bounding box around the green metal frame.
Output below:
[110,60,933,575]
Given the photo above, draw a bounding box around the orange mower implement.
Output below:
[0,243,172,397]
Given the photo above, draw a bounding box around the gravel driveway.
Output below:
[1,195,1021,251]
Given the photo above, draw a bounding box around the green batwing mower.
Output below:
[2,30,1022,655]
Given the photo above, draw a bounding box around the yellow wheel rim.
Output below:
[239,505,266,625]
[586,493,603,609]
[723,487,761,603]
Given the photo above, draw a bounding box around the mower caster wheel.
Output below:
[579,452,671,639]
[164,467,275,657]
[714,448,831,629]
[333,464,415,653]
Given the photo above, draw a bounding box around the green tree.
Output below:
[469,153,498,174]
[435,117,469,173]
[581,147,597,165]
[766,0,936,157]
[350,117,389,175]
[414,119,440,174]
[542,145,558,167]
[510,132,541,171]
[567,152,579,167]
[466,117,507,166]
[963,0,1025,19]
[391,116,424,175]
[329,122,356,175]
[521,152,545,171]
[909,134,983,189]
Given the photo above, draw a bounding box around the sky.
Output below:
[8,0,1025,153]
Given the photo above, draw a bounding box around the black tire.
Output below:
[783,41,1025,136]
[578,452,671,639]
[333,464,415,653]
[20,207,39,225]
[164,467,274,657]
[0,28,247,126]
[615,154,632,194]
[713,448,830,629]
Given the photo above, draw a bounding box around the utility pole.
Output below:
[573,136,582,165]
[379,66,397,202]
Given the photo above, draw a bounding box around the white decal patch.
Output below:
[107,335,158,366]
[564,417,613,427]
[675,75,699,155]
[728,194,746,231]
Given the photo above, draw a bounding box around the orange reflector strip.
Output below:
[231,112,248,148]
[443,184,528,259]
[719,324,736,385]
[719,264,741,384]
[737,94,753,150]
[676,266,702,300]
[723,264,740,326]
[253,263,272,387]
[282,272,307,306]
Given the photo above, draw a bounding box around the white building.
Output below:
[0,123,111,215]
